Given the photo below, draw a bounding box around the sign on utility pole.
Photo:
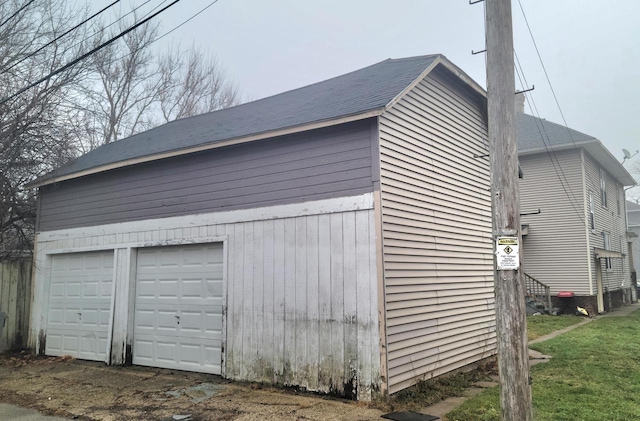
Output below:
[484,0,534,420]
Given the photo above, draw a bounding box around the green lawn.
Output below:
[447,310,640,421]
[527,315,583,341]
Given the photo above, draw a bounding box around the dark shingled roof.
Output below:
[517,112,597,153]
[516,112,636,186]
[40,54,440,182]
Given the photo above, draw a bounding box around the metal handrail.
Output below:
[524,272,552,314]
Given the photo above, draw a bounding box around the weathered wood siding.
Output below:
[38,120,375,231]
[30,195,381,400]
[583,152,630,293]
[224,209,379,398]
[0,259,32,352]
[378,66,495,394]
[519,149,590,295]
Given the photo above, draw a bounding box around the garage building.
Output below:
[28,54,494,400]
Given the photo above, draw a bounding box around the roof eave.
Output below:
[27,109,384,189]
[519,139,636,186]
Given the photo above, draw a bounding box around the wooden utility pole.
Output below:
[484,0,533,420]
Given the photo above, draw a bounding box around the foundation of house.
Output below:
[550,288,632,316]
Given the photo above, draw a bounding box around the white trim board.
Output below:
[38,193,375,242]
[39,235,229,256]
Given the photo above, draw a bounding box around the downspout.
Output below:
[580,149,594,296]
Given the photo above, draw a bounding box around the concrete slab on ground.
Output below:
[0,404,68,421]
[600,302,640,317]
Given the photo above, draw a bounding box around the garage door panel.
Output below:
[134,334,222,374]
[133,306,223,332]
[133,243,223,375]
[63,336,78,353]
[45,251,114,361]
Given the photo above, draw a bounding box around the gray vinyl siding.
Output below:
[629,225,639,274]
[519,149,590,295]
[378,66,494,395]
[38,120,375,231]
[584,152,630,292]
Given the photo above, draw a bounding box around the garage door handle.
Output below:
[175,315,180,325]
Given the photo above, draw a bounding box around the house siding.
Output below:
[629,203,640,274]
[30,195,381,400]
[378,66,495,394]
[38,120,375,231]
[584,152,630,293]
[519,149,590,295]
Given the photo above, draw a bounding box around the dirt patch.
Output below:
[0,352,383,420]
[373,359,498,413]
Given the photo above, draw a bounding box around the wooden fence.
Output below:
[0,259,32,352]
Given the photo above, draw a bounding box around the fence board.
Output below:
[0,259,33,352]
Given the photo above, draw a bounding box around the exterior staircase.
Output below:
[524,273,552,314]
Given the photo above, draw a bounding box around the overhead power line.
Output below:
[1,0,122,76]
[105,0,221,69]
[0,0,34,29]
[15,0,155,76]
[0,0,181,106]
[513,51,587,227]
[516,0,581,151]
[154,0,220,43]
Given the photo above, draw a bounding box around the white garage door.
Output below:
[46,251,114,361]
[133,243,224,374]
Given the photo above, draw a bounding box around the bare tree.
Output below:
[156,46,239,123]
[79,18,163,145]
[1,4,241,258]
[80,20,240,147]
[0,0,91,259]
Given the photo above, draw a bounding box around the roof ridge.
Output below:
[387,54,441,63]
[30,53,444,188]
[85,57,404,149]
[170,57,406,125]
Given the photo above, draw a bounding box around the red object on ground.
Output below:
[557,291,574,298]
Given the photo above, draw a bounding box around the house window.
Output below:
[589,193,595,231]
[603,231,612,270]
[600,169,607,208]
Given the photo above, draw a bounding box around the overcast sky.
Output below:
[99,0,639,188]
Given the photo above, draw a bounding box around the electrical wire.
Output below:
[514,52,587,226]
[0,0,122,75]
[17,0,156,74]
[154,0,219,43]
[104,0,221,69]
[516,0,581,150]
[0,0,34,29]
[0,0,181,106]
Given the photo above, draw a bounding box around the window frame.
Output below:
[600,168,608,208]
[602,231,612,271]
[589,192,595,231]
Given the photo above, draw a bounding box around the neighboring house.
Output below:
[26,55,494,399]
[516,101,636,315]
[628,200,640,281]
